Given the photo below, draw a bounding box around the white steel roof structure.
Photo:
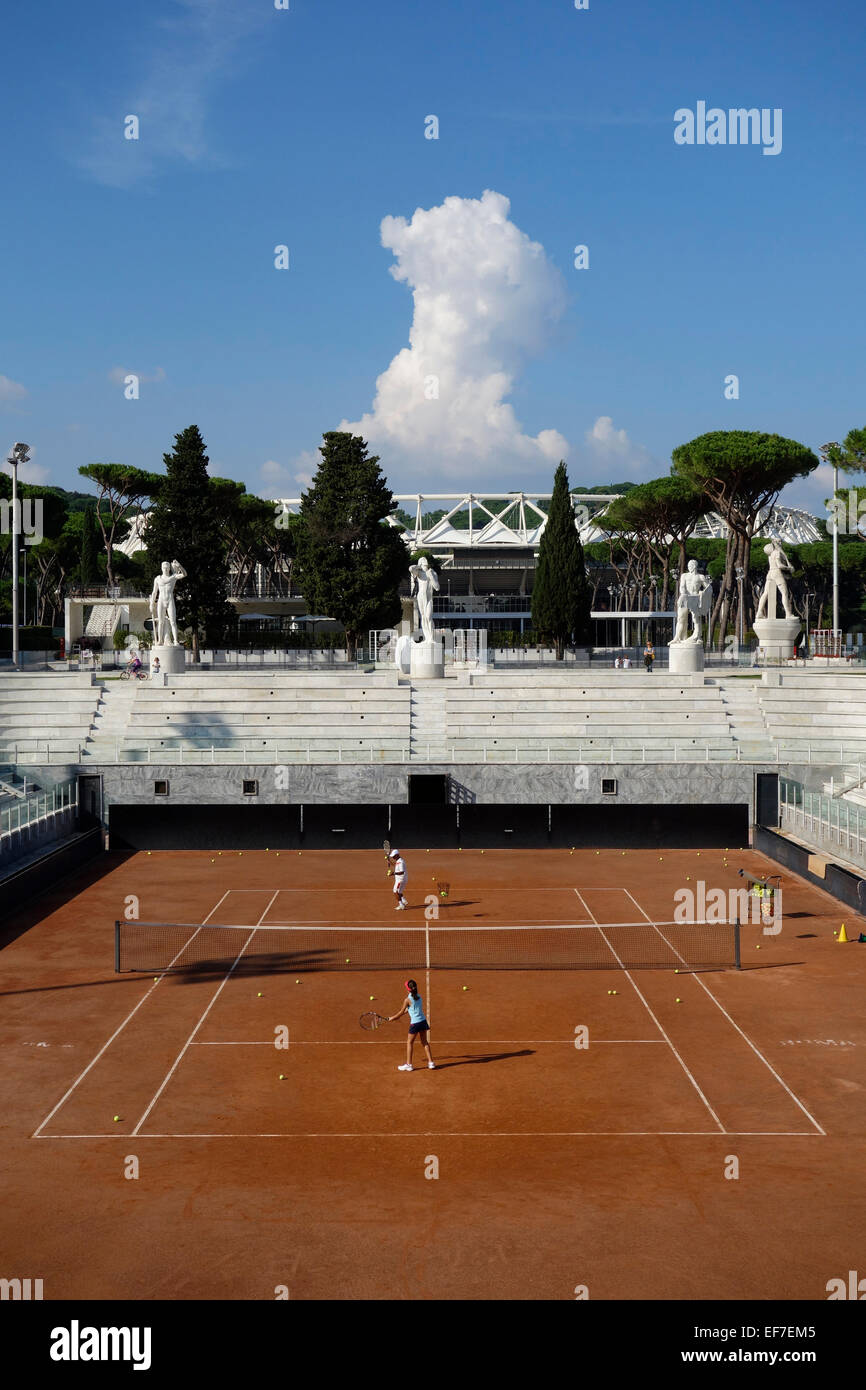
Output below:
[276,492,824,549]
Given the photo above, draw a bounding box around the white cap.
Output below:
[389,849,399,857]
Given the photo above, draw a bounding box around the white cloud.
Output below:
[75,0,269,187]
[340,190,570,484]
[0,374,28,403]
[258,451,318,498]
[108,366,166,385]
[582,415,654,477]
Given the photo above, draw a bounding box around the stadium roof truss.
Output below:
[276,493,823,551]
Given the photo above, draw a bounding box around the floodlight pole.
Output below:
[832,459,839,645]
[11,457,18,668]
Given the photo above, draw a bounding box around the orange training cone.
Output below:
[838,923,849,943]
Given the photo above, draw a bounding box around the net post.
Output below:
[114,920,120,974]
[734,916,741,969]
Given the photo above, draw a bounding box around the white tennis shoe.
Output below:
[398,1063,413,1072]
[428,1063,436,1069]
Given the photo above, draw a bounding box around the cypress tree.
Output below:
[295,432,409,661]
[531,461,592,659]
[80,505,99,588]
[142,425,230,661]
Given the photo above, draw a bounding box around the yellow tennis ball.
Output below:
[147,851,151,856]
[675,997,682,1003]
[481,850,484,854]
[279,1074,285,1080]
[218,851,222,856]
[295,979,300,984]
[612,990,617,996]
[756,945,761,950]
[369,995,375,1001]
[345,958,350,963]
[257,992,262,997]
[154,977,158,982]
[674,969,679,974]
[458,847,462,851]
[113,1115,120,1122]
[607,989,611,995]
[211,858,214,862]
[462,986,468,991]
[426,849,429,853]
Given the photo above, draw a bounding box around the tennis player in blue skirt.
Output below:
[389,979,435,1071]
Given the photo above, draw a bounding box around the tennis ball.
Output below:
[345,958,350,963]
[211,858,214,862]
[369,995,375,1001]
[756,945,761,950]
[154,977,158,982]
[218,852,222,856]
[458,847,462,851]
[674,969,679,974]
[607,989,611,995]
[612,990,617,996]
[675,997,682,1003]
[147,851,151,856]
[462,986,468,991]
[113,1115,120,1122]
[257,992,262,997]
[295,979,300,984]
[481,850,484,854]
[279,1074,285,1080]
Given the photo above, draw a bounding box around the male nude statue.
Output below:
[670,559,712,645]
[149,560,187,646]
[755,542,795,620]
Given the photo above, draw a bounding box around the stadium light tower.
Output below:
[5,442,30,670]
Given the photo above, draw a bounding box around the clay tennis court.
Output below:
[2,845,865,1300]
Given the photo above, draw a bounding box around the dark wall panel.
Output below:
[551,803,749,849]
[458,804,549,848]
[389,805,459,849]
[109,805,302,851]
[301,804,389,849]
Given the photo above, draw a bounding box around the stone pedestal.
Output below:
[151,644,186,675]
[668,642,705,674]
[753,617,801,662]
[409,639,444,679]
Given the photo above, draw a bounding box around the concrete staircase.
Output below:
[714,678,773,758]
[410,680,449,761]
[82,680,139,760]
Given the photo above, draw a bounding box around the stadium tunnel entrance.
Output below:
[107,802,749,852]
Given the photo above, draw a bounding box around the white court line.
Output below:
[190,1038,665,1046]
[131,891,280,1136]
[35,1129,824,1140]
[647,919,826,1136]
[624,889,654,924]
[572,889,596,923]
[30,889,234,1139]
[571,891,726,1133]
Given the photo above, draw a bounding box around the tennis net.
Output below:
[115,918,741,974]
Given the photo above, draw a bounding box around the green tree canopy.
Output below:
[141,426,231,660]
[531,462,592,659]
[671,430,818,646]
[294,432,409,660]
[77,463,162,589]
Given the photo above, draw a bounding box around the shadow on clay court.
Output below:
[431,1048,534,1069]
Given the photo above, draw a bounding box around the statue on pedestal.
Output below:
[149,560,187,646]
[670,560,712,645]
[409,556,440,645]
[755,542,794,620]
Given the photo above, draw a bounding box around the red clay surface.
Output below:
[1,845,865,1300]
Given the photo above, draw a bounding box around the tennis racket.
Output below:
[359,1011,391,1031]
[383,838,392,875]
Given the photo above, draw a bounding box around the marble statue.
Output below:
[409,556,440,645]
[755,542,794,620]
[670,559,712,644]
[149,560,187,646]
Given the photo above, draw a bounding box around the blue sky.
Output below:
[1,0,864,516]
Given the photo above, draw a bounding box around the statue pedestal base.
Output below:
[753,617,801,661]
[410,639,444,680]
[151,644,186,675]
[668,642,704,674]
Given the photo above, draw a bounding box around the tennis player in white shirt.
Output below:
[388,849,408,911]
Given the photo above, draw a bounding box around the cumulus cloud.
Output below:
[583,415,655,477]
[340,190,570,483]
[257,451,319,498]
[0,374,28,403]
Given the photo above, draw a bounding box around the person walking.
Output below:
[643,640,655,672]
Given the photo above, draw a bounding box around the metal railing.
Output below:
[0,777,78,838]
[780,776,866,867]
[3,739,864,767]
